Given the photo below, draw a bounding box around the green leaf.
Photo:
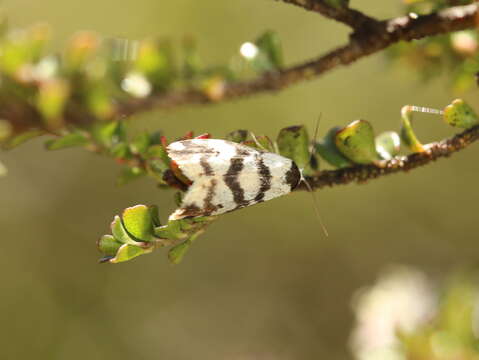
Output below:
[117,166,145,186]
[121,205,155,242]
[375,131,401,160]
[109,243,153,264]
[134,39,175,91]
[335,120,380,164]
[225,129,248,143]
[146,160,169,183]
[239,31,283,73]
[130,132,151,155]
[148,205,161,227]
[97,234,122,256]
[146,144,169,161]
[315,126,351,168]
[45,132,89,150]
[168,241,192,264]
[148,131,162,146]
[111,215,138,245]
[277,125,314,174]
[255,30,283,69]
[400,106,425,153]
[155,216,214,242]
[167,219,209,264]
[443,99,479,129]
[99,207,215,264]
[145,144,171,180]
[155,219,187,241]
[110,142,131,159]
[91,121,125,148]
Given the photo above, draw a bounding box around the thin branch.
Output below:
[275,0,380,29]
[299,124,479,191]
[116,3,479,119]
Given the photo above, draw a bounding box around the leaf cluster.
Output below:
[388,0,478,92]
[0,22,283,147]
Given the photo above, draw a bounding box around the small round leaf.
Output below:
[443,99,479,129]
[335,120,380,164]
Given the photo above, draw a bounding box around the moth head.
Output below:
[286,160,302,191]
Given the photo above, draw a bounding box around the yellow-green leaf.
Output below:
[443,99,479,129]
[335,120,380,164]
[315,126,351,168]
[122,205,155,242]
[109,243,153,263]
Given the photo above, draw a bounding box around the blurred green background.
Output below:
[1,1,479,359]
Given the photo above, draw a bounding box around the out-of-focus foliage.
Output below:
[0,22,284,148]
[350,265,479,360]
[388,0,478,92]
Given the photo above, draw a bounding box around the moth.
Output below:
[167,138,302,220]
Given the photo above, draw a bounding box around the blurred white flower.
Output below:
[121,72,152,98]
[240,42,259,60]
[451,31,478,56]
[349,265,437,360]
[31,56,58,82]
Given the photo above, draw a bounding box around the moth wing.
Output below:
[167,139,235,178]
[166,139,299,221]
[167,139,253,220]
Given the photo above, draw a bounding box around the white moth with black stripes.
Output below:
[167,139,301,220]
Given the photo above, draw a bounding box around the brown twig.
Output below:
[298,124,479,191]
[116,3,479,119]
[275,0,380,29]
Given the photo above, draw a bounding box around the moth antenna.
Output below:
[301,113,328,236]
[309,113,322,164]
[407,105,444,115]
[301,172,329,237]
[249,131,267,151]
